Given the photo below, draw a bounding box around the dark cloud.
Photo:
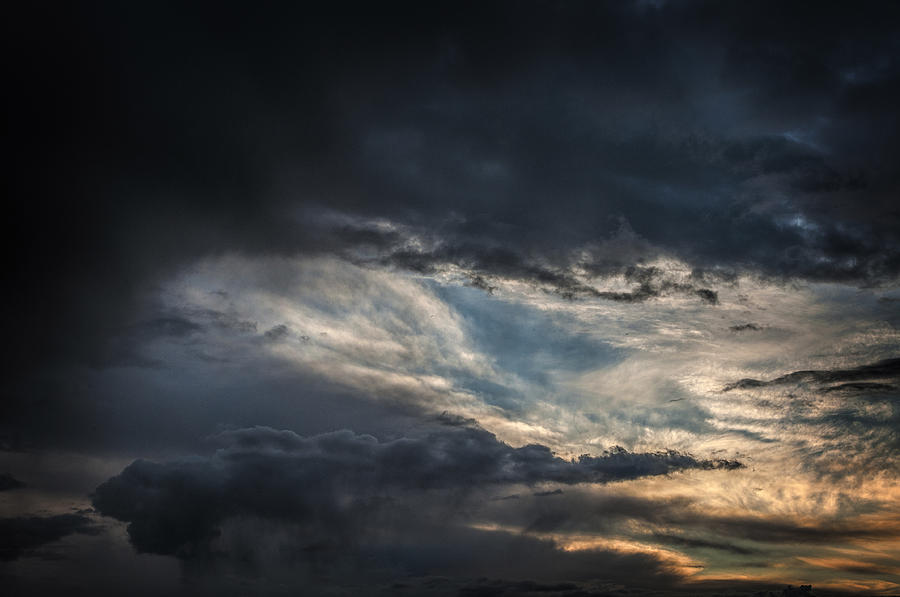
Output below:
[532,489,564,498]
[93,421,739,556]
[7,0,900,384]
[467,274,498,295]
[89,427,725,592]
[820,382,896,394]
[388,577,833,597]
[0,473,25,491]
[262,324,290,341]
[4,2,900,593]
[719,358,900,481]
[480,487,898,548]
[730,323,762,332]
[649,533,757,556]
[484,492,698,536]
[690,515,900,545]
[457,579,580,597]
[0,515,100,561]
[723,357,900,392]
[378,245,720,304]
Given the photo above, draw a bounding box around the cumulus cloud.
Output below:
[93,421,740,556]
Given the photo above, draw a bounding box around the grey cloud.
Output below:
[411,577,826,597]
[360,525,687,589]
[127,316,205,340]
[466,274,498,295]
[93,421,740,556]
[197,309,259,334]
[688,515,900,545]
[0,473,25,491]
[719,358,900,480]
[532,489,564,498]
[457,579,580,596]
[376,242,720,305]
[262,324,290,341]
[820,382,896,394]
[481,487,897,547]
[5,2,900,593]
[675,509,900,547]
[693,288,719,305]
[8,0,900,419]
[649,533,757,556]
[722,357,900,392]
[0,514,100,561]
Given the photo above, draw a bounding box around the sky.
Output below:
[3,2,900,595]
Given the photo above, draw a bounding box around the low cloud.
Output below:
[0,514,100,561]
[0,473,25,491]
[93,420,740,557]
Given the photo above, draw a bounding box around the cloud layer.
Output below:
[93,421,739,556]
[4,1,900,595]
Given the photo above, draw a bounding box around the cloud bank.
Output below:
[93,421,739,556]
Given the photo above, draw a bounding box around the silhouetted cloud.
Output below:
[93,421,740,556]
[533,489,564,497]
[0,515,99,561]
[10,0,900,386]
[662,513,900,546]
[480,487,899,549]
[377,244,722,305]
[723,357,900,391]
[650,533,758,555]
[0,473,25,491]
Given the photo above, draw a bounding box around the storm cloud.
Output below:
[93,420,739,556]
[0,473,25,492]
[7,0,900,378]
[0,515,99,561]
[5,1,900,594]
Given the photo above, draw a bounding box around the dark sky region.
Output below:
[4,1,900,595]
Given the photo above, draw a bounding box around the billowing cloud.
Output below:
[93,420,739,556]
